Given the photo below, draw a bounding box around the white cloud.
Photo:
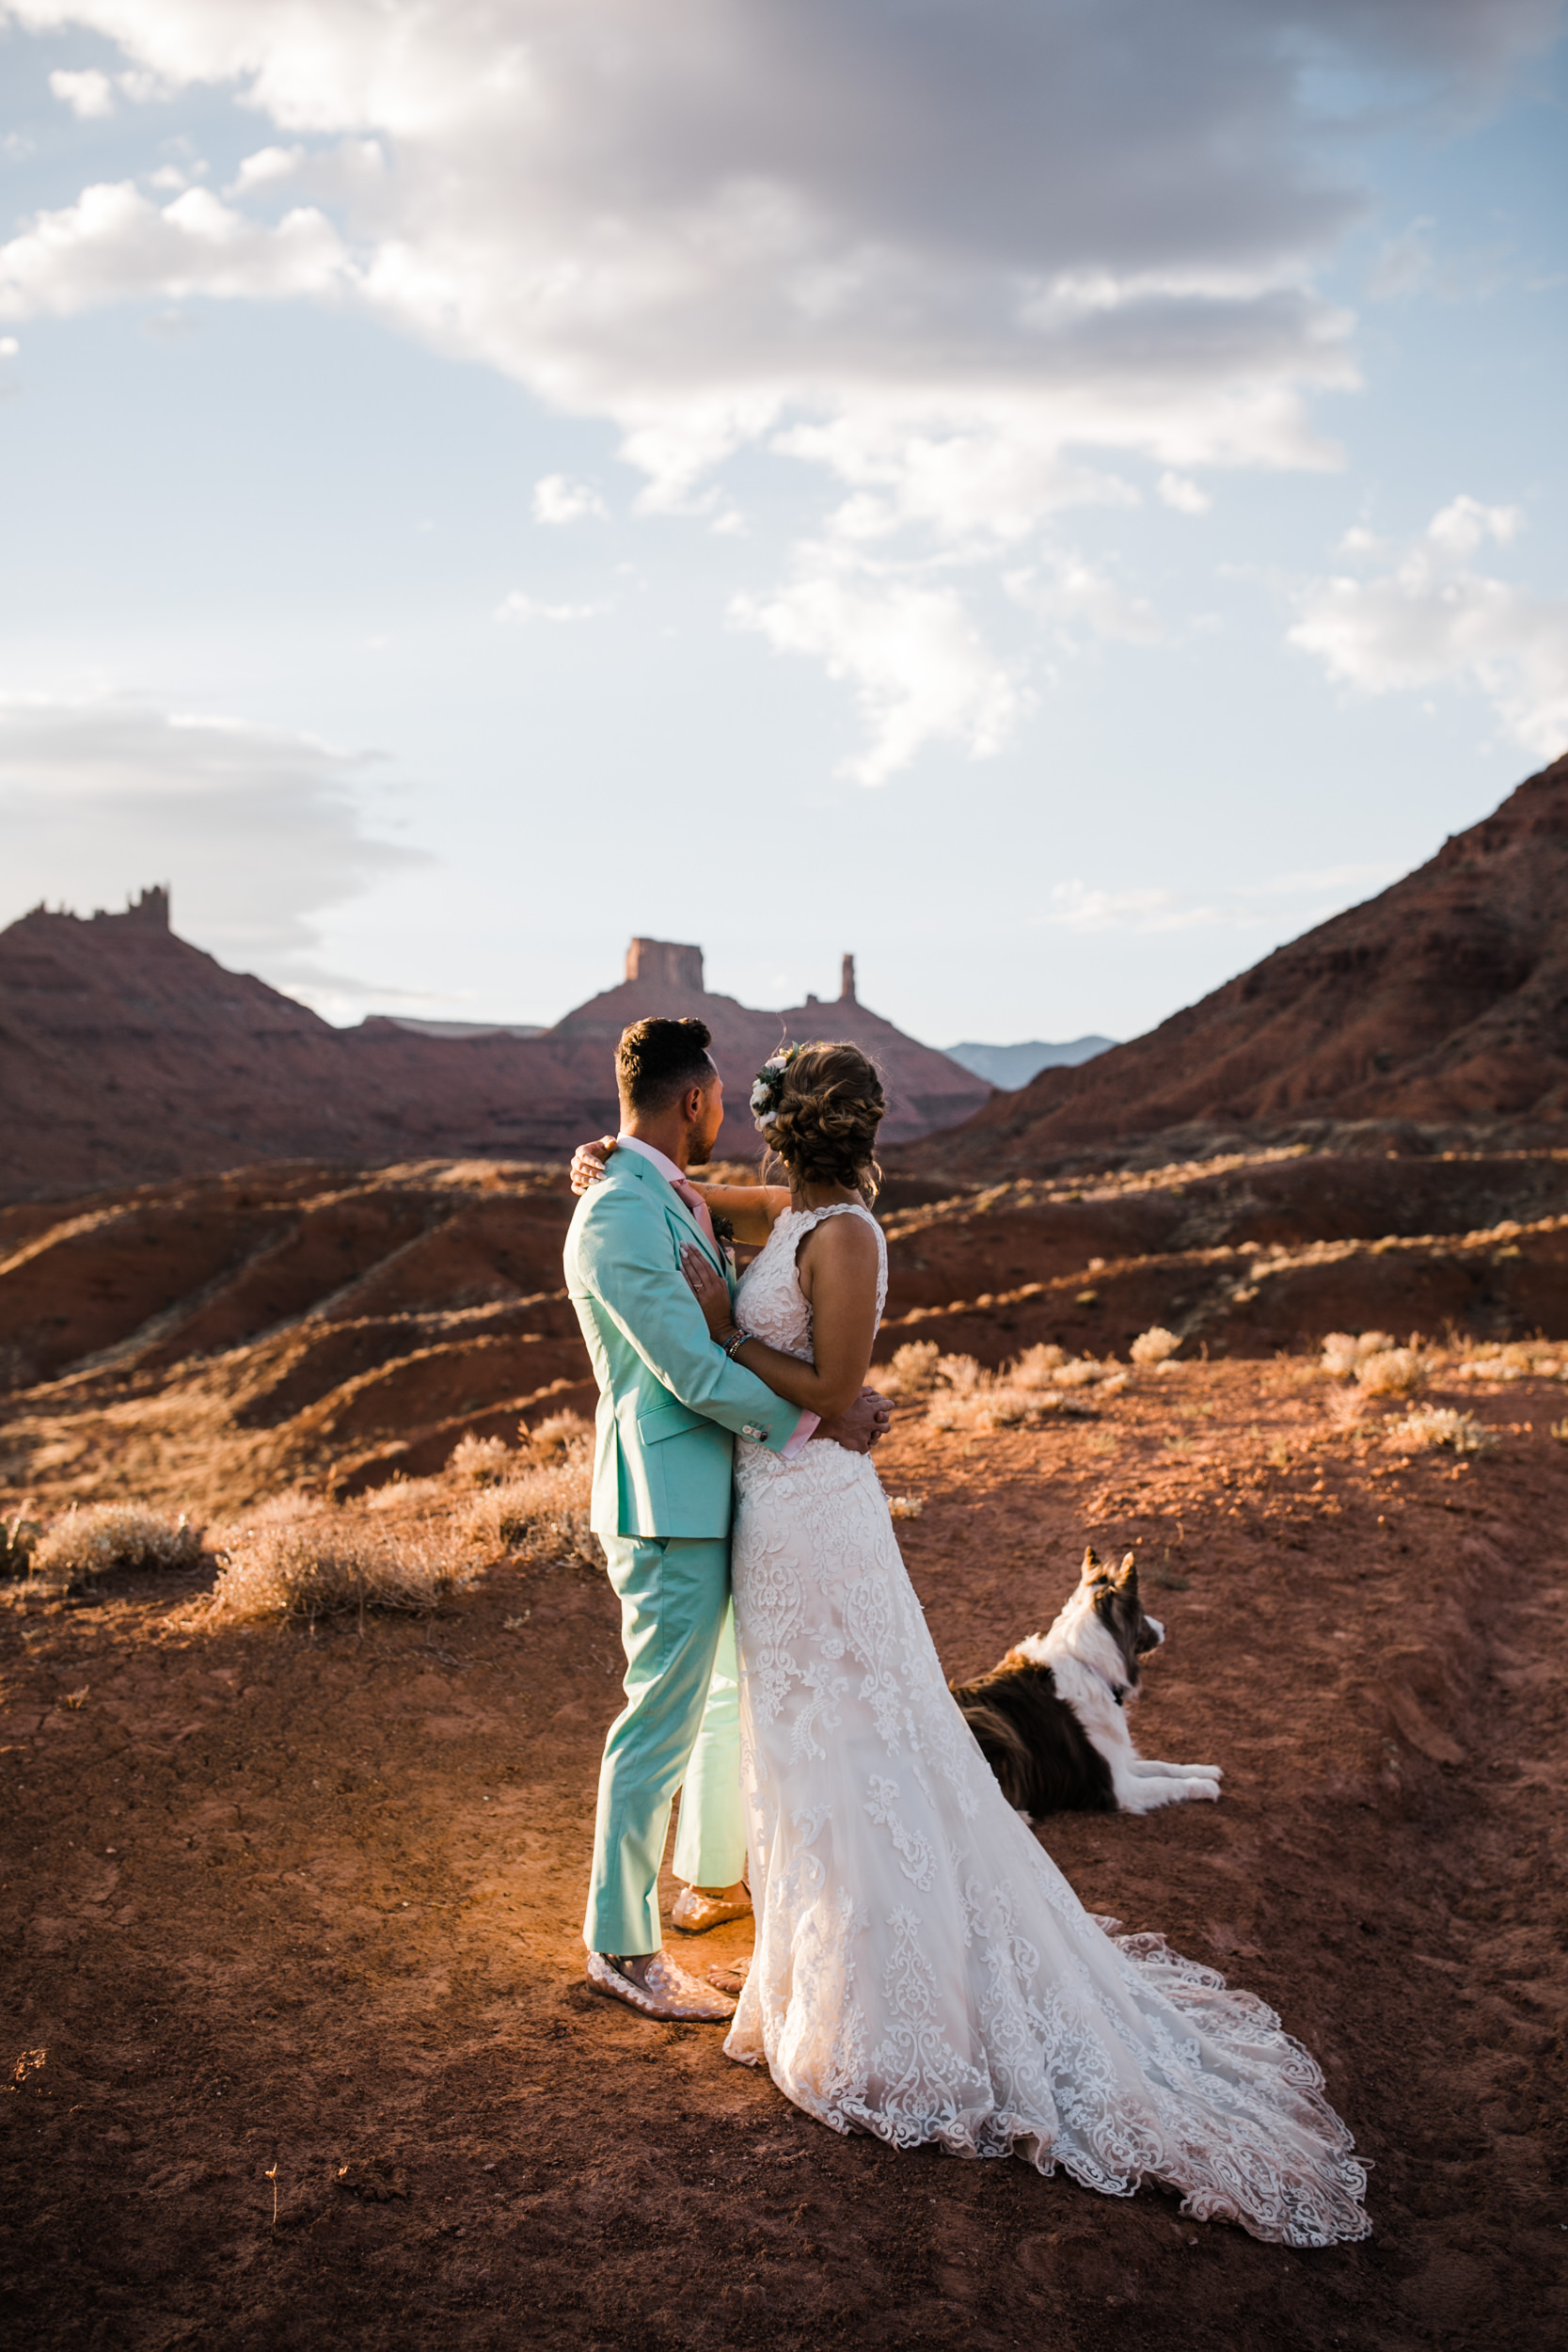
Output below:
[1049,881,1213,932]
[494,590,610,623]
[1007,556,1164,646]
[0,691,425,982]
[1158,470,1212,516]
[1047,855,1405,934]
[733,554,1025,788]
[5,2,1563,777]
[48,67,115,118]
[0,181,351,315]
[1290,495,1568,759]
[0,336,17,358]
[228,145,307,196]
[531,473,607,526]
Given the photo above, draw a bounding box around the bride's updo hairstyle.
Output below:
[760,1041,886,1203]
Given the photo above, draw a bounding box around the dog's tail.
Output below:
[952,1695,1033,1811]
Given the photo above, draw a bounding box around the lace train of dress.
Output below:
[722,1203,1370,2248]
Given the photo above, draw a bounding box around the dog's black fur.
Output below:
[949,1657,1118,1814]
[948,1547,1217,1819]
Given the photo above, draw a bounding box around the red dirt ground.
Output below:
[5,1360,1566,2351]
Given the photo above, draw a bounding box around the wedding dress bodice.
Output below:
[721,1193,1370,2247]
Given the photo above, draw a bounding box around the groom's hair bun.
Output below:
[767,1041,886,1200]
[616,1016,718,1114]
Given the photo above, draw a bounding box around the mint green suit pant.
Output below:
[583,1533,746,1956]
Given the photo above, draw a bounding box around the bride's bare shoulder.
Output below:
[797,1205,880,1273]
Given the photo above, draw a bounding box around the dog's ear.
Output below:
[1082,1546,1106,1582]
[1113,1551,1137,1588]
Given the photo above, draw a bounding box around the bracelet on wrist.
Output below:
[721,1327,749,1360]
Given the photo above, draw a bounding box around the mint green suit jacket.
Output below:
[564,1151,803,1539]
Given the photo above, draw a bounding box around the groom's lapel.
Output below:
[612,1145,727,1278]
[663,1186,727,1279]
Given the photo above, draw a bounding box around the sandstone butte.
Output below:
[0,908,989,1205]
[901,749,1568,1182]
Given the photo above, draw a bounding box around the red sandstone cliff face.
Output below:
[908,751,1568,1176]
[0,907,988,1203]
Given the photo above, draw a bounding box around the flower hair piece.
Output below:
[750,1042,800,1129]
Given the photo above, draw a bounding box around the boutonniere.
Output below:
[711,1211,736,1265]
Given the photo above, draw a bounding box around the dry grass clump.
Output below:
[2,1506,40,1580]
[28,1503,203,1595]
[924,1345,1119,1433]
[1454,1340,1567,1382]
[521,1410,594,1456]
[1130,1325,1180,1367]
[885,1494,926,1519]
[1354,1346,1427,1398]
[1384,1406,1497,1454]
[1321,1330,1397,1376]
[209,1494,476,1624]
[879,1342,943,1397]
[458,1451,601,1568]
[448,1432,514,1486]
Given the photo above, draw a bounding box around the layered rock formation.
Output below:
[0,900,987,1202]
[5,1143,1564,1516]
[907,751,1568,1178]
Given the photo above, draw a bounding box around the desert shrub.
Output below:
[880,1341,942,1397]
[1,1508,40,1580]
[29,1503,203,1595]
[208,1495,475,1623]
[885,1494,925,1519]
[1130,1326,1180,1367]
[1385,1406,1496,1454]
[923,1342,1118,1433]
[1355,1346,1426,1398]
[520,1410,594,1457]
[1455,1341,1566,1382]
[448,1432,513,1486]
[459,1453,601,1567]
[1321,1331,1396,1377]
[927,1383,1048,1433]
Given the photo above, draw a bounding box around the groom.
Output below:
[564,1015,887,2022]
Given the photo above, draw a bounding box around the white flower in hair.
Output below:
[750,1047,795,1127]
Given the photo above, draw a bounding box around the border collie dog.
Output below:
[949,1549,1223,1818]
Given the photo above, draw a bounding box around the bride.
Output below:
[575,1040,1370,2248]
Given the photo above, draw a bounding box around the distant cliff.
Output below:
[905,751,1568,1176]
[0,907,988,1201]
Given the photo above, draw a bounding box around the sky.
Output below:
[1,1,1565,1051]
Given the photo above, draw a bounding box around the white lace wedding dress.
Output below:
[723,1201,1370,2247]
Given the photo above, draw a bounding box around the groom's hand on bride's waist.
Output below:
[811,1387,892,1454]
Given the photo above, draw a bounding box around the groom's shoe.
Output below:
[586,1949,737,2023]
[672,1880,752,1934]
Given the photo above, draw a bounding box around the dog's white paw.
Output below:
[1188,1764,1223,1779]
[1193,1777,1222,1802]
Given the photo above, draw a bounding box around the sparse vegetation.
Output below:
[1354,1346,1427,1398]
[1384,1406,1497,1454]
[1321,1330,1397,1376]
[28,1502,203,1595]
[1131,1325,1180,1366]
[1453,1340,1567,1382]
[923,1343,1121,1433]
[885,1493,926,1519]
[448,1432,513,1485]
[1,1505,40,1579]
[879,1341,942,1396]
[208,1495,476,1623]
